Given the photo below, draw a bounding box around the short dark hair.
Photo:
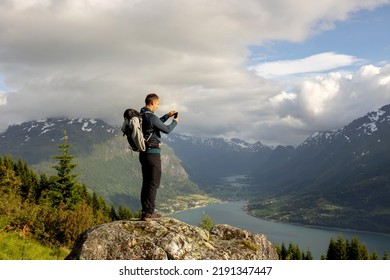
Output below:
[145,93,159,105]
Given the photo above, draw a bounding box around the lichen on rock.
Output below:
[65,218,278,260]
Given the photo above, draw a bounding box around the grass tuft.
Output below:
[0,231,69,260]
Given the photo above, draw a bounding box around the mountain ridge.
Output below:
[0,118,116,164]
[163,133,273,189]
[2,104,390,233]
[0,117,207,212]
[247,103,390,233]
[0,117,273,207]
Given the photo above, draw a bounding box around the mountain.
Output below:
[3,105,389,233]
[0,118,206,212]
[0,117,271,209]
[247,104,390,233]
[0,118,116,164]
[163,134,272,184]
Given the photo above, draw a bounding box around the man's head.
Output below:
[145,93,160,112]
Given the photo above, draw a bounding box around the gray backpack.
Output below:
[121,109,152,152]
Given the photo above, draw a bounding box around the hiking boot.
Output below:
[141,213,161,221]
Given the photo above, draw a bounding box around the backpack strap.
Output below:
[141,110,154,141]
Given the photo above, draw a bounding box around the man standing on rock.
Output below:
[139,93,178,220]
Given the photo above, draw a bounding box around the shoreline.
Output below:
[167,199,390,237]
[240,202,390,238]
[164,200,227,216]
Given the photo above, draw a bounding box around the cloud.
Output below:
[1,0,390,146]
[0,92,7,106]
[249,52,361,79]
[270,64,390,133]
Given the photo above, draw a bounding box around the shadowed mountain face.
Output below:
[247,104,390,233]
[163,133,273,185]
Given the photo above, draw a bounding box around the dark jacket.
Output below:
[140,107,177,145]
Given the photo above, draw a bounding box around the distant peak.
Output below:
[164,133,270,151]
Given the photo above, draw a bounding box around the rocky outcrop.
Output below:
[66,218,278,260]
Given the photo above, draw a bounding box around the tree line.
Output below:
[323,235,388,260]
[197,212,389,260]
[274,235,388,260]
[0,130,138,248]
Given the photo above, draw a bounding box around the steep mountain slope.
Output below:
[164,133,273,186]
[0,118,205,211]
[247,104,390,233]
[0,118,116,163]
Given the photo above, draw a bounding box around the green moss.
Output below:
[240,240,259,252]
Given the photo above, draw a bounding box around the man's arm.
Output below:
[160,111,176,123]
[160,114,170,123]
[151,114,177,134]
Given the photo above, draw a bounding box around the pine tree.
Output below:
[280,242,288,260]
[0,155,14,170]
[336,235,347,260]
[275,242,312,260]
[287,242,302,260]
[0,158,22,217]
[371,250,379,260]
[346,236,370,260]
[47,130,82,209]
[326,238,339,260]
[80,183,91,204]
[0,156,22,194]
[347,236,360,259]
[109,205,119,220]
[358,242,370,260]
[91,192,100,212]
[14,158,39,202]
[304,249,313,260]
[198,211,214,231]
[117,204,133,220]
[326,235,348,260]
[35,173,49,203]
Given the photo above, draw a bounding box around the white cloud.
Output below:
[249,52,361,79]
[1,0,390,145]
[0,92,7,106]
[358,64,381,77]
[270,65,390,132]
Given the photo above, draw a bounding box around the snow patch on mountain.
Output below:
[356,109,385,135]
[300,130,338,147]
[300,105,390,148]
[0,117,117,147]
[82,122,92,132]
[163,134,269,152]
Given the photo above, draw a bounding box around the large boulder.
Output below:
[66,218,278,260]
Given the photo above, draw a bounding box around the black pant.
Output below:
[139,152,161,215]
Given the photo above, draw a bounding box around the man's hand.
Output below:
[167,110,176,117]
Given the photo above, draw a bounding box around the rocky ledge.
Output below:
[66,218,278,260]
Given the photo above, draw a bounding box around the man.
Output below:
[139,93,178,220]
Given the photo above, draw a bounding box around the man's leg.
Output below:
[139,152,149,216]
[139,153,161,217]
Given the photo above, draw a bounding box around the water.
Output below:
[169,200,390,259]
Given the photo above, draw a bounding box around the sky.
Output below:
[1,0,390,147]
